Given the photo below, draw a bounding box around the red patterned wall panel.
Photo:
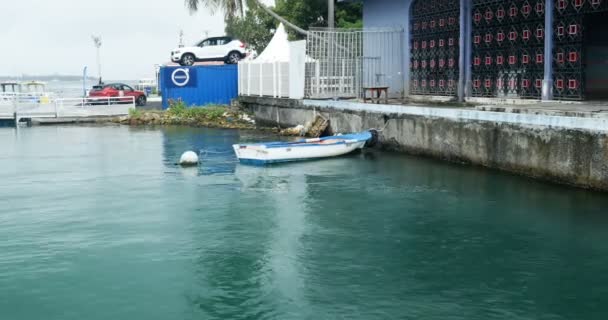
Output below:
[410,0,460,96]
[472,0,546,99]
[553,0,608,100]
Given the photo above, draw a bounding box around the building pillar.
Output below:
[542,0,554,101]
[464,0,473,99]
[458,0,466,101]
[404,0,414,97]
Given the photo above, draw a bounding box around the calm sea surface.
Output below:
[1,125,608,320]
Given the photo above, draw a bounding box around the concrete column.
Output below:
[458,0,467,101]
[404,0,413,96]
[542,0,554,101]
[464,0,473,98]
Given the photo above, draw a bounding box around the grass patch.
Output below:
[167,100,228,121]
[129,108,142,118]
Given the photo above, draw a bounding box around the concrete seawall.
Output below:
[240,96,608,191]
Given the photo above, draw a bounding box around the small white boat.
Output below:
[233,131,374,165]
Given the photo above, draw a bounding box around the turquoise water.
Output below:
[1,125,608,320]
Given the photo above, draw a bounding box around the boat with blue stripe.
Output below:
[233,131,374,165]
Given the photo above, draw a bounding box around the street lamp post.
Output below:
[83,66,88,97]
[328,0,336,99]
[91,35,102,84]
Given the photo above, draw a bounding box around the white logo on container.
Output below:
[171,68,190,87]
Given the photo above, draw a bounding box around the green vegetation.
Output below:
[186,0,363,53]
[226,1,363,51]
[225,3,276,52]
[120,100,258,130]
[273,0,363,31]
[166,100,227,121]
[334,2,364,29]
[128,108,142,118]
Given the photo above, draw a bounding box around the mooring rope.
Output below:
[198,149,233,158]
[369,116,392,133]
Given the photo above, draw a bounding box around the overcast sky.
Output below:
[0,0,274,80]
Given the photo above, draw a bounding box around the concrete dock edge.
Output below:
[240,96,608,191]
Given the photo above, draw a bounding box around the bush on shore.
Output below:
[166,100,227,122]
[119,100,257,130]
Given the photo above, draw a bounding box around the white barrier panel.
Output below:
[239,61,290,98]
[238,41,306,99]
[289,41,306,99]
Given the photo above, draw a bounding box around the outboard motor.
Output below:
[365,129,379,148]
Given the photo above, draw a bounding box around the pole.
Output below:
[465,0,473,98]
[542,0,554,101]
[328,0,335,29]
[83,66,88,97]
[92,36,102,84]
[327,1,336,99]
[457,0,466,102]
[96,47,101,82]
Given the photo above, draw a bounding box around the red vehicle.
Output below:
[88,83,147,106]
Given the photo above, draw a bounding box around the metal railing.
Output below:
[1,94,133,122]
[305,27,405,100]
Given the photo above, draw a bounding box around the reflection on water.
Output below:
[0,125,607,320]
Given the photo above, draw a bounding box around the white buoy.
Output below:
[179,151,199,166]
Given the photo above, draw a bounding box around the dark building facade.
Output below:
[362,0,608,101]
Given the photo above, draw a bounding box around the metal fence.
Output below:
[0,93,133,122]
[305,27,405,100]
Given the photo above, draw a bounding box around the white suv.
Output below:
[171,37,248,66]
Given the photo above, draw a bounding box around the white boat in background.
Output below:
[0,81,55,104]
[233,131,375,165]
[1,82,20,102]
[1,81,20,93]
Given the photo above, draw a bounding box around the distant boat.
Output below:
[1,81,20,93]
[233,131,374,165]
[1,82,20,99]
[0,82,20,105]
[0,81,55,104]
[18,81,55,104]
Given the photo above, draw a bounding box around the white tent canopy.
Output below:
[255,23,290,62]
[238,23,306,100]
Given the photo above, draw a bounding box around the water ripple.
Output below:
[1,126,608,319]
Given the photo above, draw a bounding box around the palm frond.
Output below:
[185,0,307,35]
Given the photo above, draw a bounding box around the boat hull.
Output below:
[233,132,371,165]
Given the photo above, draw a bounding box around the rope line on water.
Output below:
[198,149,234,158]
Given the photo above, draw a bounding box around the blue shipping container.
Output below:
[160,65,238,109]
